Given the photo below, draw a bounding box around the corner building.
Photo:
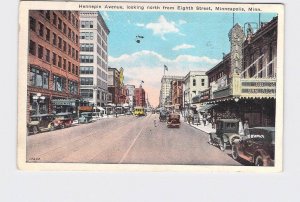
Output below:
[28,10,80,119]
[79,11,109,107]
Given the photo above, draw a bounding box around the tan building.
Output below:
[28,10,80,119]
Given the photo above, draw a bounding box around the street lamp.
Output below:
[32,93,45,115]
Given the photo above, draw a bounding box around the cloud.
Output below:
[172,43,195,51]
[178,19,187,25]
[144,15,180,40]
[108,50,220,106]
[102,11,110,21]
[135,23,145,27]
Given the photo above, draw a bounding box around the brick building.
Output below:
[134,86,145,107]
[171,80,183,109]
[28,10,80,119]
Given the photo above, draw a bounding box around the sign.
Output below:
[79,106,93,112]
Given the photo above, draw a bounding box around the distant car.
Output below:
[53,112,73,129]
[167,113,180,128]
[208,119,243,151]
[231,127,275,166]
[159,111,168,122]
[27,114,55,134]
[78,112,93,124]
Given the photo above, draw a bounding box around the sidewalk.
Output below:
[181,117,216,134]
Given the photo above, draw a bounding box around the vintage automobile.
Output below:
[53,112,73,129]
[27,114,55,134]
[208,119,243,151]
[231,127,275,166]
[167,113,180,128]
[159,110,168,122]
[78,112,93,124]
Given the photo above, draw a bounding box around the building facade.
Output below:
[183,71,208,110]
[160,75,184,107]
[28,10,80,119]
[171,80,183,110]
[125,84,136,111]
[134,86,146,107]
[107,67,120,104]
[79,11,109,107]
[203,17,277,127]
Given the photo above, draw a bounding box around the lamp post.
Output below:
[32,93,45,115]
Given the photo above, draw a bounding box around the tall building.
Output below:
[160,75,184,107]
[107,67,120,104]
[28,10,80,119]
[125,84,135,110]
[171,80,183,110]
[134,86,146,107]
[79,11,109,107]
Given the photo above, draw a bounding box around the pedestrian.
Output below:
[154,119,157,127]
[212,117,216,129]
[243,120,249,135]
[115,111,118,118]
[203,114,207,126]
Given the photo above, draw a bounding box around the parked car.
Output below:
[159,110,168,122]
[27,114,55,134]
[231,127,275,166]
[53,112,73,129]
[208,119,243,151]
[78,112,93,124]
[167,113,180,128]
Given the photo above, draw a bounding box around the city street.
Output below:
[27,114,240,165]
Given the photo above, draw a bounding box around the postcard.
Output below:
[18,1,284,172]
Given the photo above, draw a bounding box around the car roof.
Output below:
[55,112,72,115]
[30,114,53,117]
[218,119,239,123]
[249,127,275,132]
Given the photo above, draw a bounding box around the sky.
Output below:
[101,11,277,107]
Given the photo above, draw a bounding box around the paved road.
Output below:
[27,114,241,165]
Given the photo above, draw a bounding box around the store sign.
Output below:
[79,106,93,111]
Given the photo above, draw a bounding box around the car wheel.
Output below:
[61,124,65,129]
[32,126,38,134]
[231,144,239,160]
[255,155,264,166]
[219,140,226,151]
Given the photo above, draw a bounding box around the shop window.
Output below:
[53,75,66,92]
[69,80,78,94]
[30,67,49,89]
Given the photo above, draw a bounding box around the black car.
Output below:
[27,114,55,134]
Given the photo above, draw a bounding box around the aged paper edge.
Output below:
[17,1,284,172]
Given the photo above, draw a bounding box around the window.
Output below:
[72,64,75,74]
[38,22,44,37]
[75,50,78,60]
[45,49,50,62]
[72,31,75,42]
[58,56,62,68]
[63,58,66,70]
[53,75,65,92]
[75,66,78,75]
[72,47,75,58]
[45,11,50,20]
[80,89,93,98]
[193,79,196,86]
[71,14,75,25]
[68,28,71,38]
[68,61,71,72]
[68,11,71,21]
[29,40,36,55]
[201,79,205,86]
[38,45,43,59]
[80,43,94,52]
[68,80,78,94]
[80,77,93,85]
[63,23,67,34]
[30,66,49,89]
[58,18,62,30]
[80,32,93,40]
[29,17,36,31]
[46,27,50,41]
[81,21,94,28]
[76,19,79,28]
[58,37,62,49]
[80,55,94,63]
[63,40,67,52]
[75,35,78,44]
[52,33,57,45]
[80,66,93,74]
[53,12,57,25]
[68,44,71,55]
[52,52,57,65]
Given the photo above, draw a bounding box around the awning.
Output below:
[198,104,216,112]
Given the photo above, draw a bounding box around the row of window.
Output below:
[29,40,79,75]
[80,43,94,52]
[80,32,94,40]
[80,55,94,63]
[80,66,93,74]
[80,77,93,85]
[81,21,94,29]
[30,17,79,62]
[30,67,78,94]
[30,15,79,46]
[192,79,206,86]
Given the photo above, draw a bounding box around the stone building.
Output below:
[160,75,184,108]
[28,10,80,119]
[79,11,109,108]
